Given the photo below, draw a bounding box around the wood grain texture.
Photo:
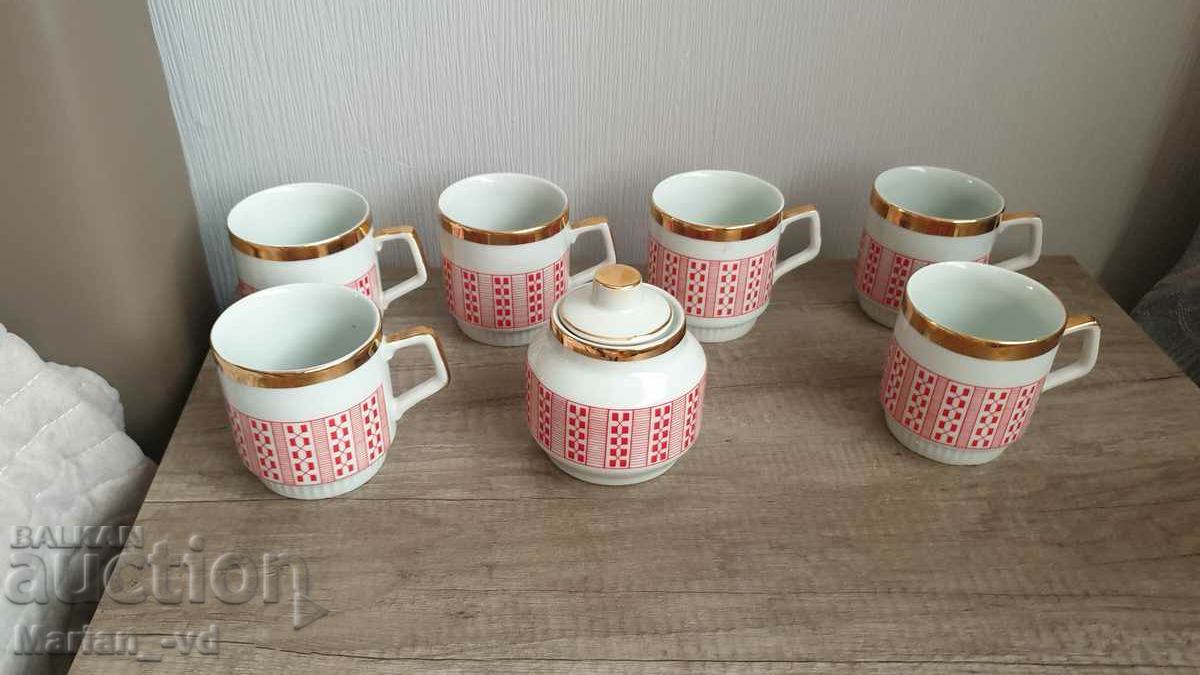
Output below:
[69,258,1200,673]
[145,0,1200,308]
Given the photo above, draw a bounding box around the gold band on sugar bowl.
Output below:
[870,187,1002,237]
[651,203,794,242]
[229,215,374,261]
[440,209,569,245]
[213,323,383,389]
[550,320,686,362]
[899,294,1085,361]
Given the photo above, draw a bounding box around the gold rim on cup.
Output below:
[869,187,1005,238]
[439,208,570,246]
[214,323,446,389]
[900,292,1098,361]
[651,203,815,242]
[229,214,374,262]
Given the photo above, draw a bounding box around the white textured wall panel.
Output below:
[148,0,1200,307]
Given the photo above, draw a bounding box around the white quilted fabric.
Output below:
[0,324,155,674]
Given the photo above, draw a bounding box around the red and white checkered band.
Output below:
[879,338,1044,450]
[646,237,776,319]
[224,386,391,486]
[525,361,706,470]
[441,252,568,330]
[234,264,380,304]
[855,231,989,309]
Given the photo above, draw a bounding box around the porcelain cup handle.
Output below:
[374,225,429,309]
[1043,314,1101,391]
[773,205,821,282]
[992,212,1043,272]
[566,216,617,289]
[380,326,450,421]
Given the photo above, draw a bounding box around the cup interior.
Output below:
[652,170,783,226]
[906,262,1065,343]
[875,166,1004,221]
[227,183,369,246]
[439,173,567,233]
[211,284,379,373]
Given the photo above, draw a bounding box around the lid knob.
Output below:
[590,264,643,311]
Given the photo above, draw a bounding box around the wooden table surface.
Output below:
[72,257,1200,673]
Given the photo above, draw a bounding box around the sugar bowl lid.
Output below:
[550,264,686,361]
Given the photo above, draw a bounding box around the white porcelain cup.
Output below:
[438,173,616,347]
[856,166,1043,327]
[228,183,427,310]
[211,283,449,499]
[647,170,821,342]
[881,262,1100,466]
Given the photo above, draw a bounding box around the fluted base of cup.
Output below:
[546,454,680,485]
[259,452,387,499]
[884,415,1008,466]
[687,319,757,343]
[856,291,899,328]
[457,321,541,347]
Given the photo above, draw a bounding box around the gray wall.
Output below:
[148,0,1200,309]
[0,0,216,459]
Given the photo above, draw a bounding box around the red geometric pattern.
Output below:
[683,259,708,316]
[535,380,553,449]
[648,403,672,464]
[284,422,319,485]
[348,266,380,306]
[326,411,357,479]
[659,246,683,301]
[741,256,767,315]
[235,265,379,304]
[247,419,281,482]
[647,237,778,318]
[607,411,633,468]
[929,382,974,445]
[525,361,706,470]
[526,270,546,324]
[901,366,938,433]
[880,339,1045,451]
[225,403,256,474]
[442,261,456,317]
[880,344,910,417]
[1000,383,1042,446]
[224,386,391,486]
[551,258,566,303]
[565,403,590,464]
[361,393,387,465]
[714,261,741,317]
[682,385,702,449]
[442,252,568,330]
[492,276,513,328]
[855,231,989,309]
[461,269,481,325]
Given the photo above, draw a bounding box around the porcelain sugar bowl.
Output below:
[525,264,707,485]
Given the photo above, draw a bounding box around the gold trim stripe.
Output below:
[550,320,686,362]
[439,209,569,245]
[214,322,383,389]
[594,263,641,290]
[900,293,1066,361]
[229,215,373,261]
[651,202,782,242]
[870,187,1001,237]
[1064,313,1100,333]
